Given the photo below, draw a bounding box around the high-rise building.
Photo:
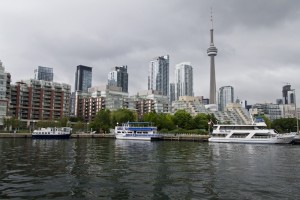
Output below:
[0,61,10,126]
[74,85,133,121]
[250,103,282,121]
[282,84,294,104]
[207,19,218,104]
[148,55,169,96]
[218,86,234,111]
[108,65,128,93]
[175,62,193,100]
[169,83,175,103]
[10,79,71,122]
[75,65,92,92]
[133,90,169,115]
[34,66,54,81]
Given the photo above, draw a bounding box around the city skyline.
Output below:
[1,1,300,105]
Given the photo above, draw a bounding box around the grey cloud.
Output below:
[0,0,300,105]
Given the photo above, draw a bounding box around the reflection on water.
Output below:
[0,138,300,199]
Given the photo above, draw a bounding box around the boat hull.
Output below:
[32,134,71,139]
[208,136,295,144]
[116,134,162,141]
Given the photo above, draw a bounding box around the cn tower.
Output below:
[207,15,218,104]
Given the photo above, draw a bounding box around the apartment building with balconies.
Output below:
[9,79,71,124]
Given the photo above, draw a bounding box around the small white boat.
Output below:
[208,119,295,144]
[115,122,162,141]
[32,127,72,139]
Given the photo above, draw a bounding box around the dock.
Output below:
[0,132,209,142]
[161,134,209,142]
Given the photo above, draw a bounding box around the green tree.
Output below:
[271,118,297,133]
[142,112,159,125]
[11,117,20,130]
[36,120,58,128]
[58,117,69,127]
[90,109,111,133]
[111,109,136,126]
[173,110,193,130]
[3,117,12,131]
[193,113,209,130]
[162,114,175,131]
[141,112,175,131]
[73,121,84,132]
[261,115,271,128]
[69,116,81,122]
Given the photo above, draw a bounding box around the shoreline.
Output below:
[0,132,209,142]
[1,133,300,144]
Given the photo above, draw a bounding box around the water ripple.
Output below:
[1,139,300,199]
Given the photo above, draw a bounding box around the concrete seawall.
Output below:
[71,133,209,141]
[0,133,209,142]
[0,133,32,138]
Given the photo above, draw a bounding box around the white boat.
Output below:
[32,127,72,139]
[115,122,162,141]
[208,120,295,144]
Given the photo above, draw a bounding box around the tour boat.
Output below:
[208,119,295,144]
[32,127,72,139]
[114,122,162,141]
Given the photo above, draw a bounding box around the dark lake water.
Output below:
[0,138,300,199]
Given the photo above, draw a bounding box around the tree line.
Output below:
[88,109,216,134]
[2,109,299,134]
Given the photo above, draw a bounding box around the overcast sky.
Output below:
[1,0,300,105]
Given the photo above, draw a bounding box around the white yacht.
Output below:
[115,122,162,141]
[208,120,295,144]
[32,127,72,139]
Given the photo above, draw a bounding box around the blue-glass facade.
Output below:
[75,65,92,92]
[148,55,169,96]
[108,65,128,93]
[174,62,193,100]
[34,66,53,81]
[218,86,234,111]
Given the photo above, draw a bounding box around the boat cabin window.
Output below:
[230,133,249,138]
[252,133,272,138]
[212,134,226,137]
[219,126,256,130]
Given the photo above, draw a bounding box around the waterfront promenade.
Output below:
[0,132,209,142]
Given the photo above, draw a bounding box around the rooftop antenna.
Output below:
[210,7,214,29]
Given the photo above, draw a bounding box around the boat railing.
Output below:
[281,132,296,136]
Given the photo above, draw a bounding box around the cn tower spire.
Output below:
[207,8,218,104]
